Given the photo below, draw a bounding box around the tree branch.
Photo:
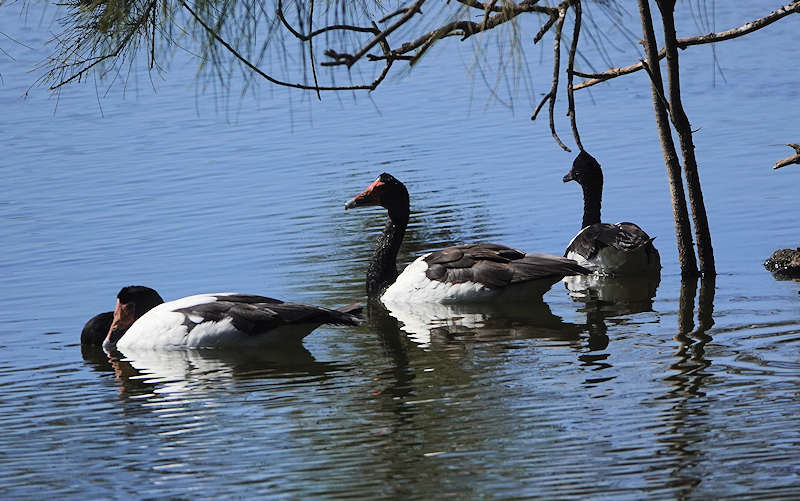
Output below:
[574,1,800,91]
[566,0,583,152]
[182,0,383,91]
[773,143,800,169]
[531,1,571,152]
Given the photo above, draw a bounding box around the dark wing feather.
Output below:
[424,243,587,289]
[424,246,465,265]
[174,295,361,336]
[566,223,654,258]
[510,253,591,283]
[611,222,654,251]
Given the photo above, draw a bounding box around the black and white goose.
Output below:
[563,151,661,275]
[345,173,589,303]
[100,286,362,351]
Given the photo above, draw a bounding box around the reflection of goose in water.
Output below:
[381,298,586,348]
[84,343,341,395]
[563,272,661,316]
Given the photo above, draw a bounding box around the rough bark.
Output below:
[658,0,716,277]
[637,0,698,276]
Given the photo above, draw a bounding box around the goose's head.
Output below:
[103,286,164,351]
[345,173,409,218]
[563,150,603,186]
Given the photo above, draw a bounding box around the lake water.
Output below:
[1,2,798,499]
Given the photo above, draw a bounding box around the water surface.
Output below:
[1,3,798,499]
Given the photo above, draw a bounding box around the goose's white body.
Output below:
[381,253,562,304]
[116,293,319,351]
[381,254,493,304]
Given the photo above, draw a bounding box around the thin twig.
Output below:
[639,59,671,116]
[309,0,320,100]
[379,4,423,23]
[346,0,426,68]
[566,0,583,151]
[534,2,571,152]
[181,0,376,91]
[533,12,558,44]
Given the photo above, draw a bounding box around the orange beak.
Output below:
[103,299,136,350]
[345,178,384,210]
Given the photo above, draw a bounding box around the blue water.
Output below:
[1,2,798,498]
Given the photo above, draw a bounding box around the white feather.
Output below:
[380,254,494,304]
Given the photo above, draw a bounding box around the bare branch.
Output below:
[308,0,320,100]
[639,59,670,117]
[530,1,571,152]
[533,12,558,44]
[181,0,379,91]
[566,0,583,151]
[773,143,800,169]
[346,0,426,68]
[575,1,800,91]
[379,4,422,23]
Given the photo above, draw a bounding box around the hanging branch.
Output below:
[308,0,320,99]
[531,1,571,152]
[45,0,158,90]
[566,0,583,152]
[574,1,800,91]
[182,0,388,91]
[773,143,800,169]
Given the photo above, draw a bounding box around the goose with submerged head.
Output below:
[99,285,362,352]
[345,173,589,303]
[562,151,661,275]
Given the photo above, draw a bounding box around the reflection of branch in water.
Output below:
[669,277,716,387]
[655,277,717,496]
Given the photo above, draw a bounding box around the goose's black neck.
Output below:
[367,205,408,297]
[581,179,603,229]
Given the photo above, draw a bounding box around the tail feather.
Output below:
[333,302,364,325]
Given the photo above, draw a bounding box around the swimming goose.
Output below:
[563,151,661,275]
[101,286,362,352]
[345,173,589,303]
